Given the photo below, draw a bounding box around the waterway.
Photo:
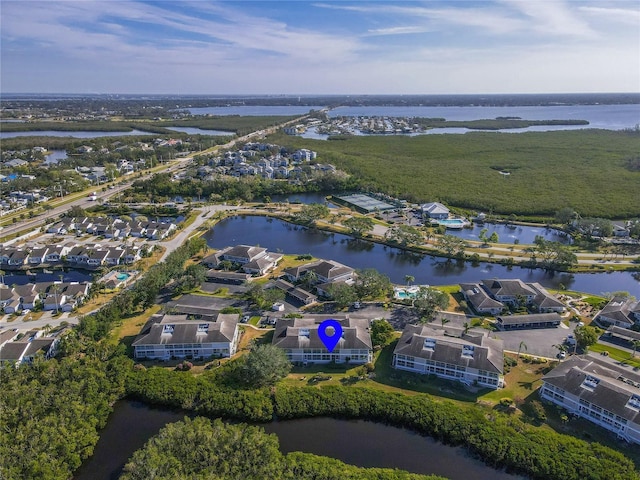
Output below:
[446,222,571,245]
[187,105,325,116]
[203,215,640,297]
[0,129,152,139]
[74,400,523,480]
[165,126,234,136]
[327,104,640,131]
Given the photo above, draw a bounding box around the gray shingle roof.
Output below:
[542,354,640,423]
[132,313,238,347]
[272,317,372,351]
[393,324,503,374]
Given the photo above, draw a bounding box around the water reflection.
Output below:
[204,216,640,296]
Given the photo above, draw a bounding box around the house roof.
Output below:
[529,283,566,309]
[542,354,640,423]
[393,324,504,374]
[222,245,267,261]
[606,326,640,342]
[132,313,238,347]
[459,283,504,311]
[421,202,449,215]
[482,279,536,298]
[272,316,372,351]
[597,296,637,326]
[496,312,562,326]
[285,259,354,281]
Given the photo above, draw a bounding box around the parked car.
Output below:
[559,351,566,359]
[241,315,250,323]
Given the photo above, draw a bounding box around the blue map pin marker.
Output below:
[318,319,343,353]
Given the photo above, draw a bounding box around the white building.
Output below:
[540,354,640,445]
[272,316,372,364]
[132,313,240,360]
[393,324,504,389]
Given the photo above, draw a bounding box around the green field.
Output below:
[270,129,640,218]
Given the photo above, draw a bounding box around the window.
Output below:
[626,394,640,411]
[197,324,209,333]
[423,338,436,351]
[162,324,174,334]
[581,375,600,391]
[462,345,474,358]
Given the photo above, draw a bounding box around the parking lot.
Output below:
[492,322,577,359]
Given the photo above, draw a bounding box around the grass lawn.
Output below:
[111,305,162,350]
[480,354,549,405]
[589,343,640,368]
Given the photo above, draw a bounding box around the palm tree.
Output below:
[632,340,640,357]
[404,275,415,286]
[0,269,5,287]
[463,322,471,335]
[440,317,450,328]
[517,341,528,359]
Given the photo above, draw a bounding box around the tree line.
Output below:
[120,417,445,480]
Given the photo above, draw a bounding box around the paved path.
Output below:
[159,205,240,261]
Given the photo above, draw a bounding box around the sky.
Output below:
[1,0,639,95]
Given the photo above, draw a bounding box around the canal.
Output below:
[74,400,523,480]
[203,215,640,297]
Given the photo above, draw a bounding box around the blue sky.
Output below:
[1,0,639,94]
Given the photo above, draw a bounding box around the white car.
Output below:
[559,351,566,359]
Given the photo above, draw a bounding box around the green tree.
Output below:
[121,417,285,480]
[555,207,577,225]
[436,234,467,258]
[517,341,527,358]
[574,325,601,351]
[326,282,357,309]
[384,224,423,246]
[343,216,374,237]
[353,268,392,300]
[241,344,292,388]
[413,287,449,322]
[294,203,330,226]
[488,232,499,243]
[404,274,415,286]
[370,319,395,348]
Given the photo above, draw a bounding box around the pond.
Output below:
[203,215,640,297]
[446,222,571,245]
[44,149,68,164]
[74,400,523,480]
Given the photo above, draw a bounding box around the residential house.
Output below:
[529,283,566,313]
[14,284,40,310]
[540,354,640,445]
[272,316,373,364]
[481,279,537,306]
[208,245,282,276]
[7,250,29,268]
[459,283,504,315]
[45,245,69,263]
[105,248,125,266]
[595,296,640,329]
[0,331,59,366]
[393,324,504,390]
[61,282,91,312]
[273,279,317,305]
[421,202,450,220]
[28,246,49,266]
[283,259,355,285]
[132,313,240,360]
